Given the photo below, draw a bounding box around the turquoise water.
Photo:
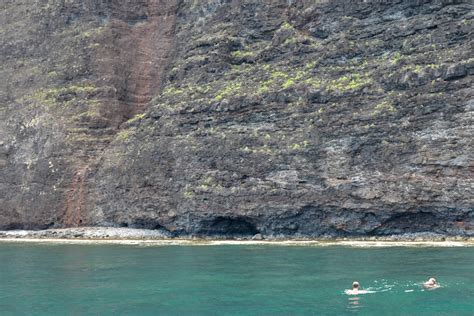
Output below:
[1,244,473,315]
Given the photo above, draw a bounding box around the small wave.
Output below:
[344,289,376,295]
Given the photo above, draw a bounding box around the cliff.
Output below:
[1,0,473,237]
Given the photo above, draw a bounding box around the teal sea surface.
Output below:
[1,243,473,315]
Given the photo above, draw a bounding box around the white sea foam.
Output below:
[0,228,473,247]
[0,237,473,248]
[345,289,377,295]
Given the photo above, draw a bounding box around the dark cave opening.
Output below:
[197,216,259,237]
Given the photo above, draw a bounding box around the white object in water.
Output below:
[345,289,375,295]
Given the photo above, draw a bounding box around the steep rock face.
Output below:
[0,0,178,228]
[1,0,473,236]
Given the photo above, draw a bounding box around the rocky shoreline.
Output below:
[0,227,473,246]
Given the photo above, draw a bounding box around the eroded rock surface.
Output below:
[1,0,473,237]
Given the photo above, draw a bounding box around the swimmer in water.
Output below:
[423,277,439,289]
[346,281,361,295]
[345,281,375,295]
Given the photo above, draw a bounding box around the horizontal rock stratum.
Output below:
[1,0,473,237]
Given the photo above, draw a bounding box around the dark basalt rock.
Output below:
[197,216,259,237]
[0,0,473,237]
[444,64,467,80]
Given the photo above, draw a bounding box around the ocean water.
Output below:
[0,243,473,315]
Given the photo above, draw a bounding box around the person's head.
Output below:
[428,277,437,285]
[352,281,360,289]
